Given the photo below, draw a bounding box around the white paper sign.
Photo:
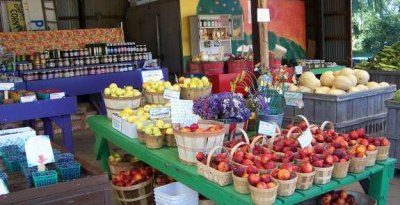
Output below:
[183,114,200,127]
[295,66,303,74]
[20,95,37,103]
[171,99,194,124]
[50,92,65,100]
[257,8,270,22]
[284,91,304,108]
[112,114,122,131]
[163,89,180,100]
[258,121,277,136]
[297,128,313,148]
[25,135,55,167]
[150,107,171,119]
[141,69,164,83]
[0,83,14,91]
[0,179,8,196]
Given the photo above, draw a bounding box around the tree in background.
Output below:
[352,0,400,55]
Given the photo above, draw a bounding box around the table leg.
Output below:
[368,161,396,204]
[43,118,54,140]
[49,115,74,153]
[94,134,110,173]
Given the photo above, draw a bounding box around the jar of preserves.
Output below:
[40,72,47,80]
[47,71,54,79]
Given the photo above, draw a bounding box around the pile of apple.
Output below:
[143,124,163,137]
[294,147,315,163]
[104,83,141,98]
[153,119,173,135]
[331,149,351,163]
[154,174,175,186]
[118,104,169,124]
[233,165,276,190]
[143,80,180,93]
[231,145,277,171]
[112,167,153,187]
[310,153,334,168]
[321,190,357,205]
[177,76,211,89]
[178,123,223,133]
[348,145,367,158]
[196,152,232,172]
[270,167,297,181]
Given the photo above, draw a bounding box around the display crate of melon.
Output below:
[384,98,400,168]
[284,68,397,135]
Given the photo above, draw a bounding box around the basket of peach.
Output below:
[360,137,379,166]
[331,149,351,179]
[248,173,278,205]
[374,137,390,160]
[232,165,258,194]
[196,146,233,186]
[295,161,315,190]
[310,153,334,184]
[270,165,298,196]
[348,144,368,173]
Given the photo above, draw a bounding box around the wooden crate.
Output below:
[385,100,400,169]
[284,85,396,135]
[0,144,112,205]
[369,71,400,90]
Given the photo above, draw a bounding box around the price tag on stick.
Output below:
[25,135,55,169]
[141,69,164,83]
[258,121,277,136]
[163,89,180,100]
[150,107,171,119]
[297,128,313,148]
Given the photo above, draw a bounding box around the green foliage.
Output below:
[352,0,400,54]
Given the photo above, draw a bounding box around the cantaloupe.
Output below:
[320,71,335,87]
[379,82,390,87]
[367,82,380,89]
[328,89,346,95]
[356,84,369,91]
[297,86,312,93]
[348,87,361,93]
[354,70,370,85]
[299,72,321,89]
[339,68,354,76]
[334,76,352,91]
[315,86,330,94]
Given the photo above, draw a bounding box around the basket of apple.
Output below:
[111,166,154,205]
[321,190,376,205]
[295,161,315,190]
[223,128,252,152]
[331,149,351,179]
[103,83,142,118]
[373,137,390,160]
[248,172,278,205]
[357,137,378,167]
[294,146,315,166]
[178,76,212,101]
[108,152,143,178]
[348,145,368,173]
[310,153,334,184]
[196,146,233,186]
[270,166,298,196]
[143,80,180,104]
[310,121,337,147]
[271,128,301,157]
[143,124,165,149]
[174,121,225,165]
[232,165,258,194]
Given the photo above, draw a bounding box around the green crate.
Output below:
[32,170,58,188]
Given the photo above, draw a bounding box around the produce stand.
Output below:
[0,143,111,204]
[88,115,397,205]
[24,68,169,96]
[0,96,77,152]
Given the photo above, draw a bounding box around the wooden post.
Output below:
[258,0,269,73]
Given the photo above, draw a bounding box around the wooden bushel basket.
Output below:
[296,170,315,190]
[145,133,165,149]
[109,161,143,178]
[232,174,250,194]
[137,131,146,144]
[271,172,298,196]
[143,91,169,104]
[249,183,278,205]
[376,143,390,160]
[174,120,225,165]
[313,165,333,184]
[164,134,176,147]
[196,146,233,186]
[332,160,350,179]
[180,86,212,101]
[349,156,367,173]
[366,149,378,167]
[112,176,154,205]
[104,94,142,119]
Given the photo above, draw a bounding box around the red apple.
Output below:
[313,160,324,167]
[324,155,334,165]
[246,165,258,174]
[245,153,255,160]
[349,130,359,140]
[196,152,205,161]
[264,161,276,170]
[248,174,261,186]
[242,159,254,166]
[300,162,314,173]
[356,128,365,138]
[260,174,271,183]
[280,163,293,172]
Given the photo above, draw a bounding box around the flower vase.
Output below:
[216,119,248,142]
[257,112,284,129]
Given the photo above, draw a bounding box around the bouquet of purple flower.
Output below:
[193,92,251,123]
[246,91,269,115]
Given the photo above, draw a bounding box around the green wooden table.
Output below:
[88,116,397,205]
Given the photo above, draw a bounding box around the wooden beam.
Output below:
[258,0,269,73]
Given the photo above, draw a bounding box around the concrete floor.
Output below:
[56,130,400,205]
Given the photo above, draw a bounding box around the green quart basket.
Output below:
[32,170,58,188]
[56,161,81,181]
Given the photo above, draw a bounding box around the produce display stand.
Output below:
[0,96,77,152]
[24,68,169,96]
[0,143,111,204]
[308,66,345,75]
[88,115,398,205]
[369,70,400,89]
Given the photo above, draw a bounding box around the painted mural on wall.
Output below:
[181,0,306,60]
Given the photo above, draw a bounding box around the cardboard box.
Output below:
[0,127,36,152]
[112,113,153,139]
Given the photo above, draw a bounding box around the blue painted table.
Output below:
[0,96,77,152]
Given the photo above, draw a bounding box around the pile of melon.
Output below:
[289,68,390,95]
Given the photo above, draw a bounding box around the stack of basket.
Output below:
[154,182,199,205]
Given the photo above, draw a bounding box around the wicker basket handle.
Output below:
[268,132,282,150]
[229,128,250,144]
[206,146,230,167]
[229,142,248,159]
[320,121,335,131]
[286,126,303,140]
[295,115,310,128]
[250,135,269,152]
